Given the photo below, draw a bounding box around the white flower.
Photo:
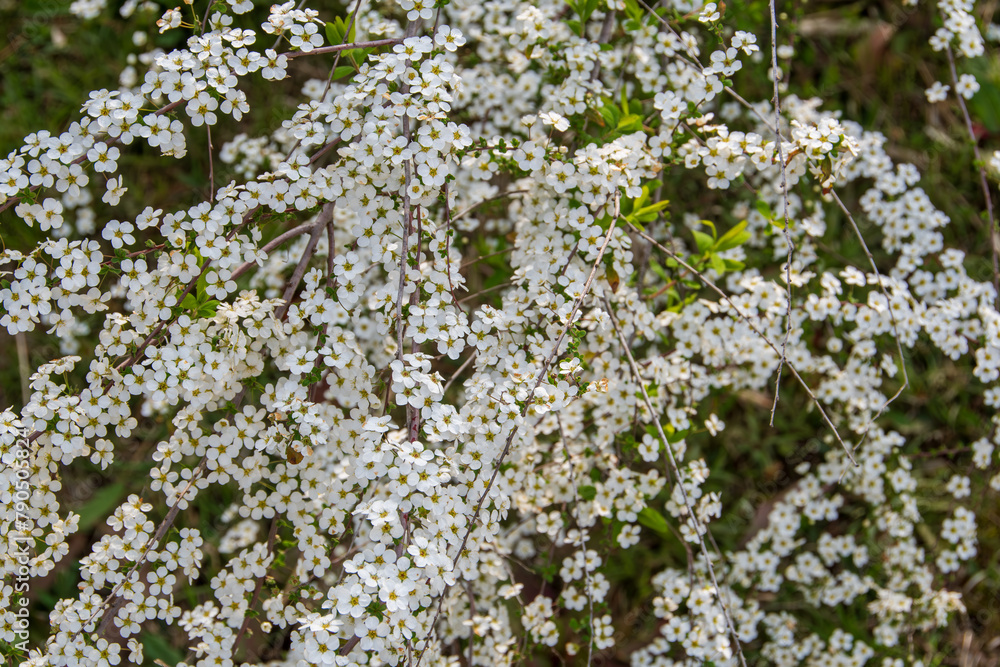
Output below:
[103,176,127,205]
[956,73,980,99]
[434,25,466,52]
[704,413,725,436]
[539,111,570,132]
[925,81,950,103]
[698,2,720,23]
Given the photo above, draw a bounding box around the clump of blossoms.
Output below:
[2,0,999,665]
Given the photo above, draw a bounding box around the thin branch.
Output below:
[93,456,209,635]
[451,189,528,223]
[602,293,747,667]
[414,197,623,667]
[230,222,318,282]
[0,99,184,215]
[442,351,476,396]
[233,516,281,651]
[555,415,596,667]
[829,191,910,456]
[767,0,795,427]
[945,44,1000,310]
[206,124,215,204]
[628,222,858,466]
[280,38,404,60]
[275,203,334,320]
[589,10,617,82]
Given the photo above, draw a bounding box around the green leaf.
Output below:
[632,199,669,223]
[197,300,220,318]
[692,230,715,254]
[638,507,670,536]
[624,0,644,22]
[709,252,726,274]
[333,65,356,79]
[326,17,356,47]
[617,113,644,133]
[581,0,600,22]
[600,103,621,128]
[754,199,773,219]
[632,186,650,211]
[180,293,199,311]
[650,260,670,282]
[325,21,340,46]
[579,485,597,501]
[714,220,751,252]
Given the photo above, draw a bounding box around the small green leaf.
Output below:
[754,199,773,219]
[180,293,199,311]
[624,0,644,22]
[650,260,670,282]
[579,485,597,501]
[692,230,715,254]
[638,507,670,536]
[342,17,356,44]
[709,252,726,274]
[617,113,644,132]
[333,65,356,79]
[633,199,670,223]
[325,21,340,46]
[197,300,220,318]
[602,103,621,128]
[714,220,751,252]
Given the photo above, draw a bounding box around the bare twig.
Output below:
[829,191,910,456]
[275,203,334,320]
[945,44,999,310]
[414,197,623,667]
[230,222,318,281]
[280,38,403,60]
[628,223,858,466]
[93,456,209,635]
[767,0,795,426]
[602,293,748,667]
[232,516,281,651]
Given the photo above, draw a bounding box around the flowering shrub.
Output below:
[2,0,1000,665]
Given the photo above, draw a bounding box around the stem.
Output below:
[281,38,404,60]
[767,0,794,427]
[945,44,999,310]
